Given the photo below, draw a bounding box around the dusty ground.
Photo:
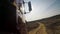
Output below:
[28,23,47,34]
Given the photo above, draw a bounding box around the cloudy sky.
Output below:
[24,0,60,22]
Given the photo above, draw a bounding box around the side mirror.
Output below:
[28,1,32,11]
[24,1,32,14]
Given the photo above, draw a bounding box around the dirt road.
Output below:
[28,23,47,34]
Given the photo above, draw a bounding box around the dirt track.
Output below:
[28,23,47,34]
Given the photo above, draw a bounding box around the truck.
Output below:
[0,0,32,34]
[16,0,32,34]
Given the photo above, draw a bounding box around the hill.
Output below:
[27,14,60,34]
